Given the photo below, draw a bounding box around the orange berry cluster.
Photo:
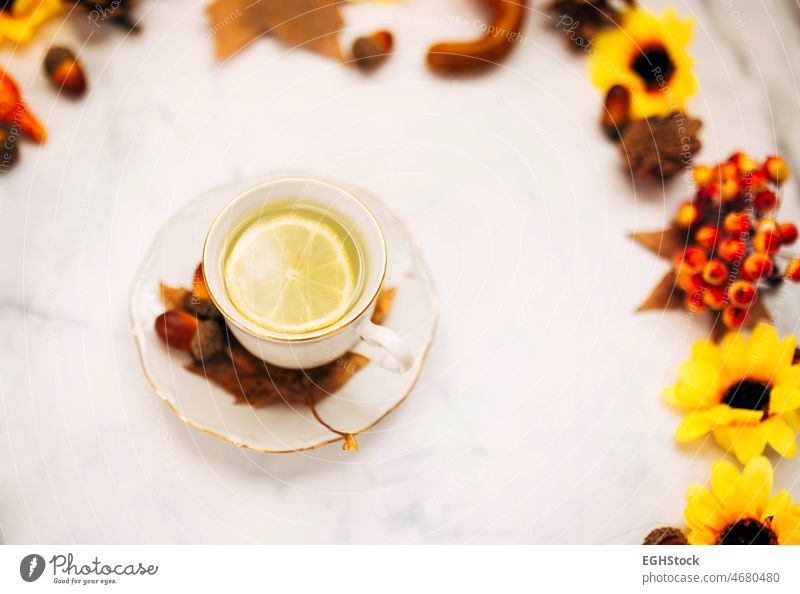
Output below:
[672,153,800,329]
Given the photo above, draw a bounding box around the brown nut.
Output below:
[155,309,198,351]
[352,30,393,72]
[189,319,225,363]
[44,46,87,98]
[601,84,630,140]
[427,0,527,75]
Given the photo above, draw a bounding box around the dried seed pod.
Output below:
[427,0,527,75]
[352,30,393,72]
[0,122,20,170]
[601,84,630,140]
[44,47,87,98]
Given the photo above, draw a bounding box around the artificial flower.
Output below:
[666,323,800,464]
[684,457,800,545]
[589,7,697,119]
[0,0,64,46]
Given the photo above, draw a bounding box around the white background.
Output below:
[2,0,800,544]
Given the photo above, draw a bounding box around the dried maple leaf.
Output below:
[206,0,345,61]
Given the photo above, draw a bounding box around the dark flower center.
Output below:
[722,380,770,412]
[718,519,777,545]
[631,45,674,90]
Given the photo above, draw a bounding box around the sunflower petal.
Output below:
[732,426,768,464]
[769,386,800,415]
[685,486,725,532]
[764,490,794,520]
[772,507,800,545]
[691,339,723,366]
[704,405,763,427]
[711,459,740,509]
[675,413,713,442]
[720,331,752,375]
[687,527,718,545]
[763,417,798,458]
[738,456,773,519]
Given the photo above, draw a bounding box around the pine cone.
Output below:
[547,0,634,50]
[189,319,226,363]
[70,0,141,32]
[643,526,688,545]
[619,112,702,181]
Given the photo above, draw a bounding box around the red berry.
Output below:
[693,164,713,187]
[718,162,738,181]
[785,259,800,282]
[718,237,746,263]
[694,225,719,250]
[673,246,707,274]
[684,290,705,313]
[677,272,706,293]
[702,259,729,286]
[729,152,758,174]
[729,280,756,307]
[676,201,701,228]
[756,217,778,234]
[695,184,719,204]
[754,190,778,212]
[723,212,752,236]
[752,231,781,254]
[764,155,791,184]
[722,305,748,329]
[720,178,740,201]
[742,253,774,280]
[747,169,769,193]
[703,286,728,311]
[779,222,798,245]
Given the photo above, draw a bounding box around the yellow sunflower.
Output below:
[589,7,697,119]
[685,457,800,545]
[0,0,63,46]
[666,323,800,464]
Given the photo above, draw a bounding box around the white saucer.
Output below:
[130,177,438,453]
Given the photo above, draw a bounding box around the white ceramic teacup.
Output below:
[202,178,414,373]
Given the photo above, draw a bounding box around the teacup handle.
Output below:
[356,320,414,374]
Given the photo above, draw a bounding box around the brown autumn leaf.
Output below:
[636,271,684,312]
[206,0,345,61]
[629,225,690,260]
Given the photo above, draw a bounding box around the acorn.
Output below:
[601,84,630,140]
[44,46,87,98]
[352,30,393,73]
[0,122,20,170]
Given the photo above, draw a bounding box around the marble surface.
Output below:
[2,0,800,544]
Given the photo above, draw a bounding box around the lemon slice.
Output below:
[224,215,357,334]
